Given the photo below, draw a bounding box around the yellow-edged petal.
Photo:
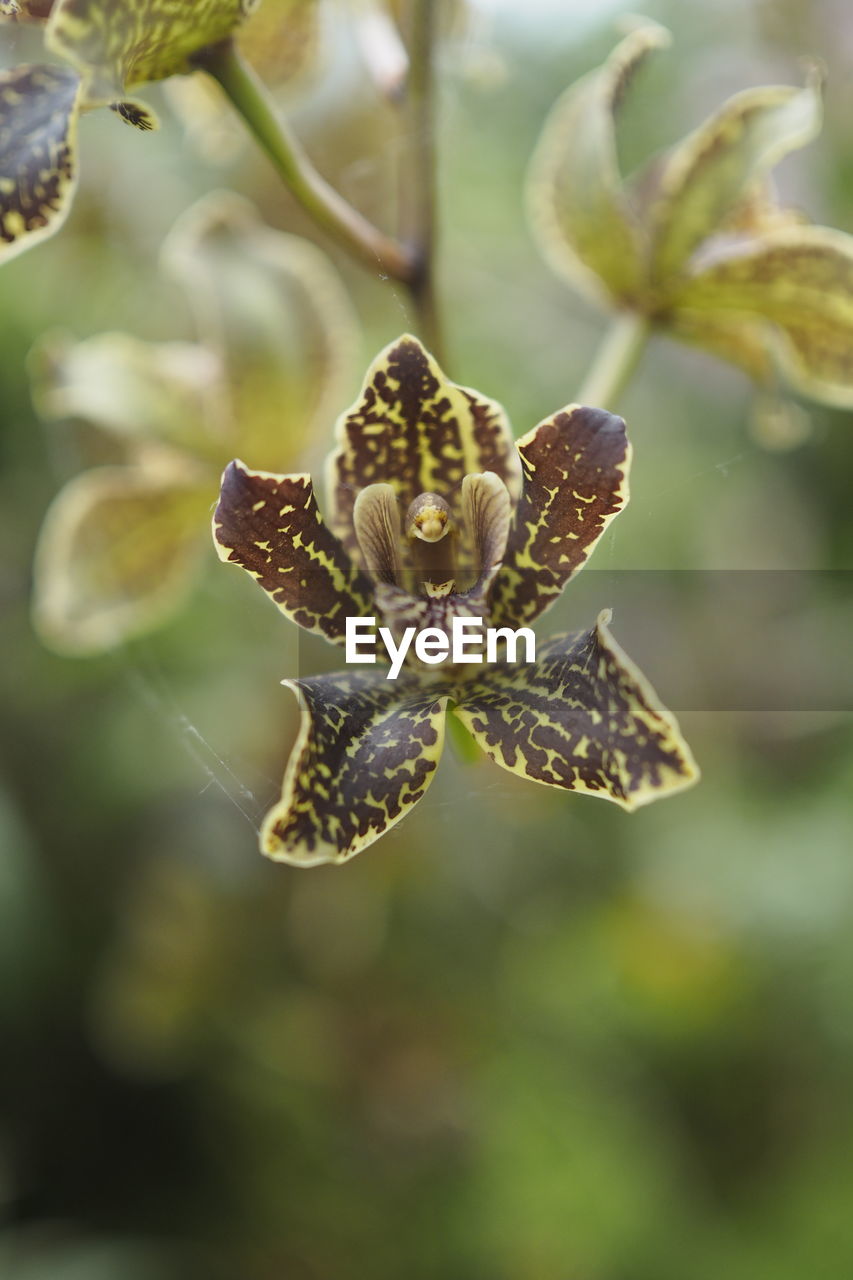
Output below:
[674,224,853,408]
[263,668,450,865]
[0,63,81,264]
[453,612,698,810]
[32,461,211,654]
[649,73,822,283]
[526,21,670,307]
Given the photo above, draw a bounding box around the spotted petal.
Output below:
[674,225,853,407]
[526,21,669,307]
[490,406,630,629]
[213,459,374,645]
[648,73,822,284]
[0,64,81,264]
[32,462,211,654]
[46,0,259,101]
[453,612,698,809]
[262,668,450,865]
[326,335,521,558]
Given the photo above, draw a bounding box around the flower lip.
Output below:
[406,492,452,543]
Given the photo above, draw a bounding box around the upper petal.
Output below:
[0,64,81,265]
[673,225,853,407]
[489,406,630,629]
[47,0,259,100]
[525,21,669,307]
[325,335,521,558]
[212,459,373,645]
[453,612,698,810]
[262,667,450,865]
[648,72,822,285]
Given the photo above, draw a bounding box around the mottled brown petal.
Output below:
[453,612,698,809]
[526,21,669,307]
[32,463,211,655]
[675,225,853,407]
[490,406,630,629]
[374,579,494,659]
[0,64,81,264]
[213,459,373,645]
[649,75,822,284]
[47,0,259,100]
[262,668,450,865]
[326,335,521,558]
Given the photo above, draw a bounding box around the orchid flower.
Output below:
[528,20,853,409]
[213,335,699,866]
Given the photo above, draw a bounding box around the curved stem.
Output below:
[199,40,415,284]
[577,312,650,408]
[403,0,443,362]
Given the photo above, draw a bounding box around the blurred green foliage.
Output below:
[2,1,853,1277]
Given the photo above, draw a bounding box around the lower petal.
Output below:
[263,669,450,865]
[453,611,698,809]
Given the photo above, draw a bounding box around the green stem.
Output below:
[199,40,415,284]
[403,0,443,362]
[576,312,650,408]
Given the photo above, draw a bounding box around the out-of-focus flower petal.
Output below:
[163,191,359,465]
[675,225,853,407]
[46,0,259,101]
[648,73,822,284]
[525,21,669,307]
[0,63,81,263]
[664,306,775,382]
[453,611,698,809]
[212,459,374,645]
[490,406,630,629]
[29,332,226,459]
[327,334,521,557]
[262,668,450,865]
[32,461,211,654]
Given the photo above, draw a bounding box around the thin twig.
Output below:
[199,40,415,284]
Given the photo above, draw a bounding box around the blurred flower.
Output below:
[31,192,359,653]
[528,20,853,409]
[0,0,260,261]
[213,334,698,866]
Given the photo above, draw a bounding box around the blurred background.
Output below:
[2,0,853,1276]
